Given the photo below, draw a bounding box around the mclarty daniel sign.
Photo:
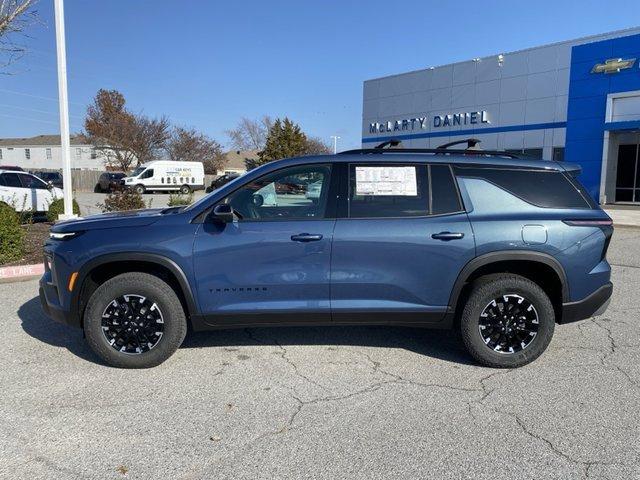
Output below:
[369,110,490,134]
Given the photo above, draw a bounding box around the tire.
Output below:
[94,183,102,193]
[84,272,187,368]
[180,185,191,194]
[459,274,555,368]
[134,184,145,195]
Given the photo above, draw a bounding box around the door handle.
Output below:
[291,233,323,242]
[431,231,464,241]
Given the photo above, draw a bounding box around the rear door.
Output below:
[330,162,475,324]
[18,173,51,211]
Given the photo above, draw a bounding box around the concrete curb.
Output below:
[0,263,44,283]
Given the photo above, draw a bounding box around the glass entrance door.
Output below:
[615,133,640,203]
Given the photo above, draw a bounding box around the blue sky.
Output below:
[0,0,638,150]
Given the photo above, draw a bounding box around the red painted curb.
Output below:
[0,263,44,281]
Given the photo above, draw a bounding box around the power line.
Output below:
[0,87,85,106]
[0,102,83,119]
[0,112,82,129]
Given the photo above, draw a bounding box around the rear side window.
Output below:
[348,164,429,218]
[454,167,592,209]
[430,165,462,215]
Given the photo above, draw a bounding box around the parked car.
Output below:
[0,165,24,171]
[97,172,126,193]
[122,161,205,194]
[305,180,323,200]
[41,145,613,368]
[0,169,63,213]
[205,173,241,193]
[33,171,64,189]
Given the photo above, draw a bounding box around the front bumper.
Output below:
[561,282,613,324]
[39,277,81,329]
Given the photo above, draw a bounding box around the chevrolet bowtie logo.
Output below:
[591,58,636,74]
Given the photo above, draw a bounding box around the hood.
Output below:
[51,208,165,233]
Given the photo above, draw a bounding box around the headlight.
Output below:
[49,231,80,240]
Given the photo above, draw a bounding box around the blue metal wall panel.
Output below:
[565,33,640,201]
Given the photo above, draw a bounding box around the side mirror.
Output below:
[251,193,264,207]
[47,181,54,189]
[211,204,235,223]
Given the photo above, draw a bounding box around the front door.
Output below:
[615,133,640,203]
[193,163,336,326]
[330,163,475,325]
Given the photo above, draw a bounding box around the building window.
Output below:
[25,148,30,159]
[75,147,82,157]
[91,148,97,159]
[0,149,2,160]
[46,148,52,160]
[553,147,565,162]
[505,148,543,159]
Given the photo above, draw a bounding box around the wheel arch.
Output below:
[73,253,198,329]
[448,251,569,324]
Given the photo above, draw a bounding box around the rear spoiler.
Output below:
[557,162,582,176]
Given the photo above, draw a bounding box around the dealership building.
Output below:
[362,27,640,204]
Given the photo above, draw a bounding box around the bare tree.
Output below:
[167,127,226,174]
[304,136,332,155]
[225,116,273,151]
[130,115,170,165]
[0,0,38,72]
[83,89,169,171]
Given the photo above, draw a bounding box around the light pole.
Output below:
[330,135,340,154]
[53,0,76,220]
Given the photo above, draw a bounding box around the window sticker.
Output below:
[355,166,418,196]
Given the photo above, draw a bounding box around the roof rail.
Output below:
[339,147,519,159]
[437,138,481,150]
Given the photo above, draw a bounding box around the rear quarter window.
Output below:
[454,167,593,209]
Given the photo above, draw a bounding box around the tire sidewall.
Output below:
[180,185,190,194]
[461,276,555,368]
[135,184,145,194]
[84,273,186,368]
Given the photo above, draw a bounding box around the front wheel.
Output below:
[459,274,555,368]
[134,184,145,195]
[84,272,187,368]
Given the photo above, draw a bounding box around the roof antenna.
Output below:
[374,139,402,149]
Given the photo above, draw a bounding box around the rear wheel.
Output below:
[459,274,555,368]
[84,272,187,368]
[180,184,191,194]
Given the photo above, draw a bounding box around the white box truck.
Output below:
[122,161,205,194]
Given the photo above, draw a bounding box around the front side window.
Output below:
[349,164,428,218]
[224,164,331,221]
[139,169,154,179]
[19,173,48,189]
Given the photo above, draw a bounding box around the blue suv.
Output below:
[40,146,613,368]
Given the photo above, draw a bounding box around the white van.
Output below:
[122,161,205,194]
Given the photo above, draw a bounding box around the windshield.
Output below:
[131,167,145,177]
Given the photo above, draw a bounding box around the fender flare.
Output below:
[447,250,569,310]
[72,252,198,323]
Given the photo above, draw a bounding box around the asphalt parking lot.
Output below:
[1,229,639,479]
[74,191,209,216]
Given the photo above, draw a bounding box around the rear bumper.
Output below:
[561,282,613,324]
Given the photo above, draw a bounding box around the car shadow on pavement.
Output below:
[18,296,102,364]
[18,295,474,366]
[182,325,475,366]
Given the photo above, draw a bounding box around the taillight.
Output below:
[563,219,614,260]
[562,219,613,227]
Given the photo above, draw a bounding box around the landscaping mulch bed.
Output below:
[3,221,51,267]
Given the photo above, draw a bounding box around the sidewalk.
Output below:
[604,206,640,228]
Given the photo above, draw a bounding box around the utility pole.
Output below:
[54,0,76,220]
[330,135,340,154]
